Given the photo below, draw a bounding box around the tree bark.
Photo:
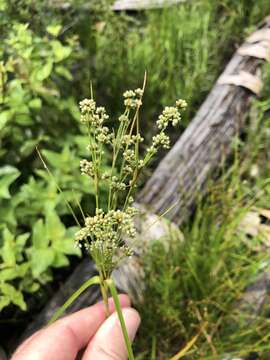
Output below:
[19,17,270,346]
[113,0,184,11]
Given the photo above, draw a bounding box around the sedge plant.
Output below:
[48,79,187,359]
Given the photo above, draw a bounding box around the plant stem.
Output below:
[106,278,135,360]
[48,275,100,325]
[99,271,110,317]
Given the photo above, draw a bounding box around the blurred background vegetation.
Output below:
[1,0,270,357]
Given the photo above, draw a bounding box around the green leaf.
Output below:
[0,263,29,281]
[1,228,16,266]
[46,24,62,37]
[0,166,20,199]
[46,212,66,241]
[0,297,10,311]
[49,275,100,324]
[0,283,27,311]
[31,248,55,277]
[32,219,48,248]
[16,233,30,250]
[0,110,13,131]
[51,40,72,62]
[29,98,42,109]
[52,252,69,268]
[0,268,18,282]
[36,61,53,81]
[26,282,40,293]
[55,66,73,80]
[53,238,81,256]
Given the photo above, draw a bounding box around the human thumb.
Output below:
[82,308,140,360]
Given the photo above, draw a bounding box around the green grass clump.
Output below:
[92,0,270,132]
[134,64,270,359]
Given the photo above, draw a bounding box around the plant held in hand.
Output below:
[50,79,187,359]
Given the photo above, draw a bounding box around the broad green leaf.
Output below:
[36,61,53,81]
[32,219,48,248]
[52,252,69,268]
[53,238,81,256]
[41,147,72,171]
[1,228,16,266]
[41,149,64,168]
[25,282,40,293]
[29,98,42,109]
[0,268,18,281]
[0,263,29,281]
[55,65,72,80]
[0,110,12,131]
[51,40,72,62]
[46,212,66,241]
[0,0,7,11]
[16,232,30,249]
[0,283,27,311]
[0,203,17,227]
[0,296,10,311]
[31,248,55,277]
[46,24,62,37]
[0,166,20,199]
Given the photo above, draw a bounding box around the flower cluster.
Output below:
[75,208,137,276]
[152,132,170,149]
[123,88,143,109]
[79,98,109,130]
[80,159,94,177]
[79,98,96,114]
[157,99,187,130]
[121,134,144,147]
[144,98,186,160]
[111,176,126,191]
[77,89,187,277]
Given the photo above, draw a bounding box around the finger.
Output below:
[82,308,141,360]
[12,295,130,360]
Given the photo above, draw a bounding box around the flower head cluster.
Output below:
[123,88,143,109]
[111,176,126,191]
[79,98,109,129]
[157,99,187,130]
[144,98,186,157]
[121,134,144,147]
[77,90,187,278]
[80,159,94,177]
[79,99,96,114]
[152,132,170,149]
[75,208,137,276]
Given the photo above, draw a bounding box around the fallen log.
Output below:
[138,18,270,223]
[19,17,270,346]
[50,0,184,11]
[113,0,184,11]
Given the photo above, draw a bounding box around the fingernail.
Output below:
[122,308,141,341]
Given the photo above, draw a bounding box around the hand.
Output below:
[12,295,140,360]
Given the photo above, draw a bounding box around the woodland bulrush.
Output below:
[76,87,186,279]
[51,81,187,359]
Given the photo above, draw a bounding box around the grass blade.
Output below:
[48,275,100,325]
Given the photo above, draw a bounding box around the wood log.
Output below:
[138,18,270,224]
[113,0,184,11]
[19,17,270,346]
[50,0,184,11]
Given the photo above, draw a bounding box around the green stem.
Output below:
[48,275,100,325]
[106,278,135,360]
[99,271,110,317]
